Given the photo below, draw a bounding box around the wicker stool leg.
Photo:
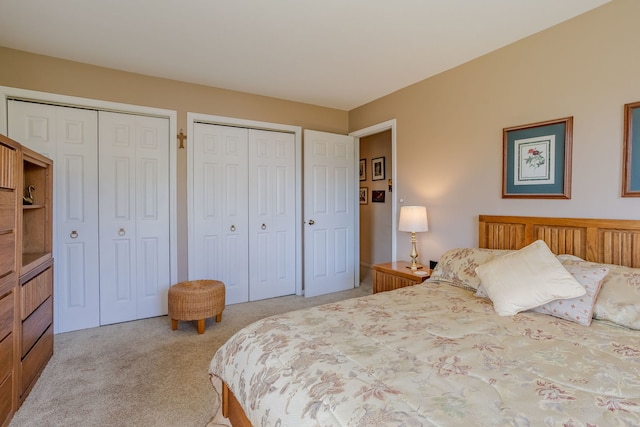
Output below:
[216,313,222,322]
[197,319,206,334]
[171,319,178,330]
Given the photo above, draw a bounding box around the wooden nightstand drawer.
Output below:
[372,261,431,293]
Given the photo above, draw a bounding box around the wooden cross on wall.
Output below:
[177,129,186,149]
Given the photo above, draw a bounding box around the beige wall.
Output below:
[0,46,349,280]
[349,0,640,263]
[359,130,392,268]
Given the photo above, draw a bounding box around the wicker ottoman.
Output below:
[168,280,225,334]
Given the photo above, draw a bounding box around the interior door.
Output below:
[303,130,356,297]
[190,123,249,304]
[248,129,296,301]
[98,111,171,325]
[8,100,100,333]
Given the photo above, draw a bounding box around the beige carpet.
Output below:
[9,282,372,427]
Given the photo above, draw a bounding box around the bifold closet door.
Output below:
[98,111,171,325]
[191,123,249,304]
[247,129,296,301]
[190,123,296,303]
[7,100,101,333]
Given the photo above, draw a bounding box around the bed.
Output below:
[208,215,640,426]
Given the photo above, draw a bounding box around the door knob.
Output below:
[118,228,126,236]
[308,219,315,225]
[230,225,236,232]
[261,224,267,230]
[70,230,78,239]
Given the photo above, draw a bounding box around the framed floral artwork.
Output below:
[502,117,573,199]
[622,101,640,196]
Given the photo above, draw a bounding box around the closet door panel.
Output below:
[57,114,100,333]
[248,129,296,301]
[99,112,170,324]
[99,114,137,325]
[8,100,100,333]
[7,102,56,160]
[134,116,170,319]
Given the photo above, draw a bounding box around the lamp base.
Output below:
[406,234,422,271]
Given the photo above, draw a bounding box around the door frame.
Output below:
[186,113,303,296]
[0,86,179,331]
[349,119,398,266]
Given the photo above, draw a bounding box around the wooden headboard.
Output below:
[479,215,640,268]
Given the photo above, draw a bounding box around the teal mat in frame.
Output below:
[502,117,573,199]
[623,102,640,196]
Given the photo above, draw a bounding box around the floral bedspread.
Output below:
[208,282,640,426]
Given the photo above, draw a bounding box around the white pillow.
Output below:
[475,240,586,316]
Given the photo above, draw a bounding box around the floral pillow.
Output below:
[530,263,608,326]
[426,247,513,292]
[558,256,640,330]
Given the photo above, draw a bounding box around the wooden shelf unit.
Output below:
[0,134,53,427]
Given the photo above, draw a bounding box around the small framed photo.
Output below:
[372,157,385,181]
[359,159,366,181]
[502,117,572,199]
[359,187,368,204]
[372,190,385,203]
[623,101,640,196]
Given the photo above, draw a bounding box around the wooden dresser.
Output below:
[372,261,431,293]
[0,134,53,427]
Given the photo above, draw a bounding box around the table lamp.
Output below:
[398,205,429,270]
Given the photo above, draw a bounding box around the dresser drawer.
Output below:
[0,292,13,342]
[0,371,13,427]
[21,264,52,320]
[0,272,16,300]
[0,190,16,231]
[0,232,15,279]
[21,324,52,396]
[21,296,52,358]
[0,332,12,385]
[0,143,17,190]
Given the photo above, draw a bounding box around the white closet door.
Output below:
[191,123,249,304]
[8,100,100,333]
[248,129,296,301]
[303,130,356,297]
[98,111,170,325]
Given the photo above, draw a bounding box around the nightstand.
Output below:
[372,261,431,293]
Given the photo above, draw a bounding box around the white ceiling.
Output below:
[0,0,610,111]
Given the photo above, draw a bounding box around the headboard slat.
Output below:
[598,229,640,267]
[479,215,640,267]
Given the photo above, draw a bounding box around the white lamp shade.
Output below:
[398,206,429,232]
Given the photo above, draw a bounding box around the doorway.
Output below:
[350,119,397,284]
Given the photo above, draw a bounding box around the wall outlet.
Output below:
[429,260,438,270]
